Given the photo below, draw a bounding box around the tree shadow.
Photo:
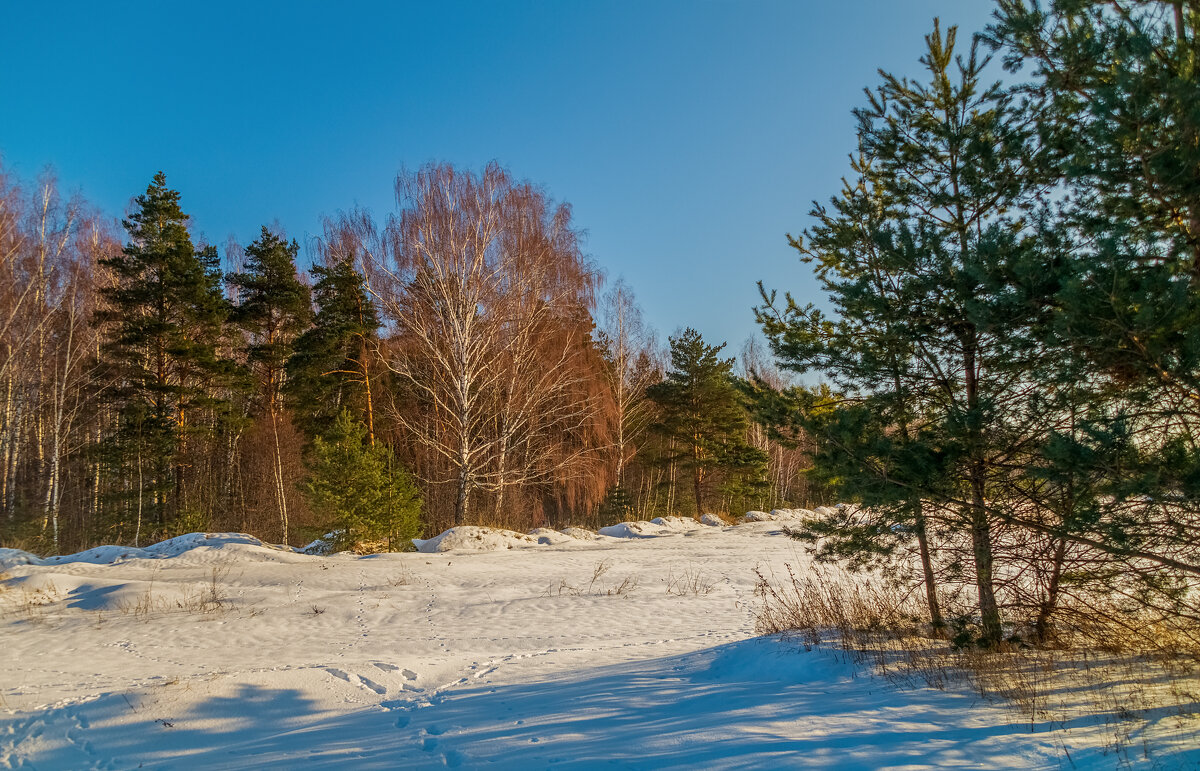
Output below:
[7,638,1198,769]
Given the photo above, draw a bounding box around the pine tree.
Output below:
[983,0,1200,595]
[647,328,766,514]
[757,23,1041,644]
[229,227,311,409]
[305,410,421,551]
[99,172,233,536]
[286,259,379,442]
[228,226,312,542]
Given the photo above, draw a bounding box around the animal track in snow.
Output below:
[324,668,387,695]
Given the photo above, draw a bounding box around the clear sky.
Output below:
[0,1,996,352]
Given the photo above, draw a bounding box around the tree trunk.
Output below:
[42,426,61,551]
[271,408,289,544]
[964,339,1002,644]
[494,430,508,524]
[1034,536,1068,643]
[135,446,144,547]
[360,336,375,447]
[455,463,470,527]
[913,503,943,634]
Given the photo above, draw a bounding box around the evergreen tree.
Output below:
[987,0,1200,584]
[228,227,311,410]
[647,328,766,514]
[99,172,233,535]
[757,23,1040,644]
[286,259,380,442]
[228,227,312,542]
[305,410,421,551]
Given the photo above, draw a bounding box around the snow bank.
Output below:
[651,516,705,531]
[1,505,855,569]
[528,527,577,546]
[413,526,540,553]
[740,508,820,523]
[559,526,606,541]
[599,516,706,538]
[598,522,652,538]
[0,548,41,570]
[0,533,301,571]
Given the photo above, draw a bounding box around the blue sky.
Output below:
[0,1,996,352]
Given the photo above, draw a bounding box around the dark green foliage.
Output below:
[599,484,635,525]
[647,328,766,513]
[286,259,379,440]
[989,0,1200,417]
[98,172,236,529]
[754,7,1200,648]
[756,23,1040,643]
[986,1,1200,585]
[305,411,421,551]
[228,227,312,408]
[227,227,314,543]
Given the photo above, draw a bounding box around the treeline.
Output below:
[753,2,1200,648]
[0,162,818,553]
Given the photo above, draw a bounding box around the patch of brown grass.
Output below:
[754,563,1200,766]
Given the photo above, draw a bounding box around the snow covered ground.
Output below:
[1,518,1196,769]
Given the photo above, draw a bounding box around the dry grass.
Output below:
[387,567,413,586]
[665,564,717,596]
[754,563,1200,766]
[124,565,233,619]
[543,559,640,597]
[0,565,236,625]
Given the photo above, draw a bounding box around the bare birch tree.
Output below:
[367,163,605,526]
[598,279,659,491]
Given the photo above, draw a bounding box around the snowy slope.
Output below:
[1,522,1194,769]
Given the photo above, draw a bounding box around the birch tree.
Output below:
[368,163,605,526]
[598,279,658,494]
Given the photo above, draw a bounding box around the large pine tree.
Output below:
[99,172,233,536]
[757,23,1040,644]
[286,258,380,443]
[228,226,312,542]
[985,0,1200,599]
[229,227,311,410]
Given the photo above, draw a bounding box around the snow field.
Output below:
[1,519,1195,768]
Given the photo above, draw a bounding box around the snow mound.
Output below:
[700,513,729,527]
[650,516,704,531]
[413,526,538,553]
[599,517,705,538]
[740,508,818,523]
[598,521,655,538]
[0,533,302,570]
[301,532,339,555]
[559,527,604,540]
[528,527,577,546]
[0,548,42,571]
[772,508,816,519]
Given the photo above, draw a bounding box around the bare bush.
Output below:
[665,565,716,596]
[543,559,639,598]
